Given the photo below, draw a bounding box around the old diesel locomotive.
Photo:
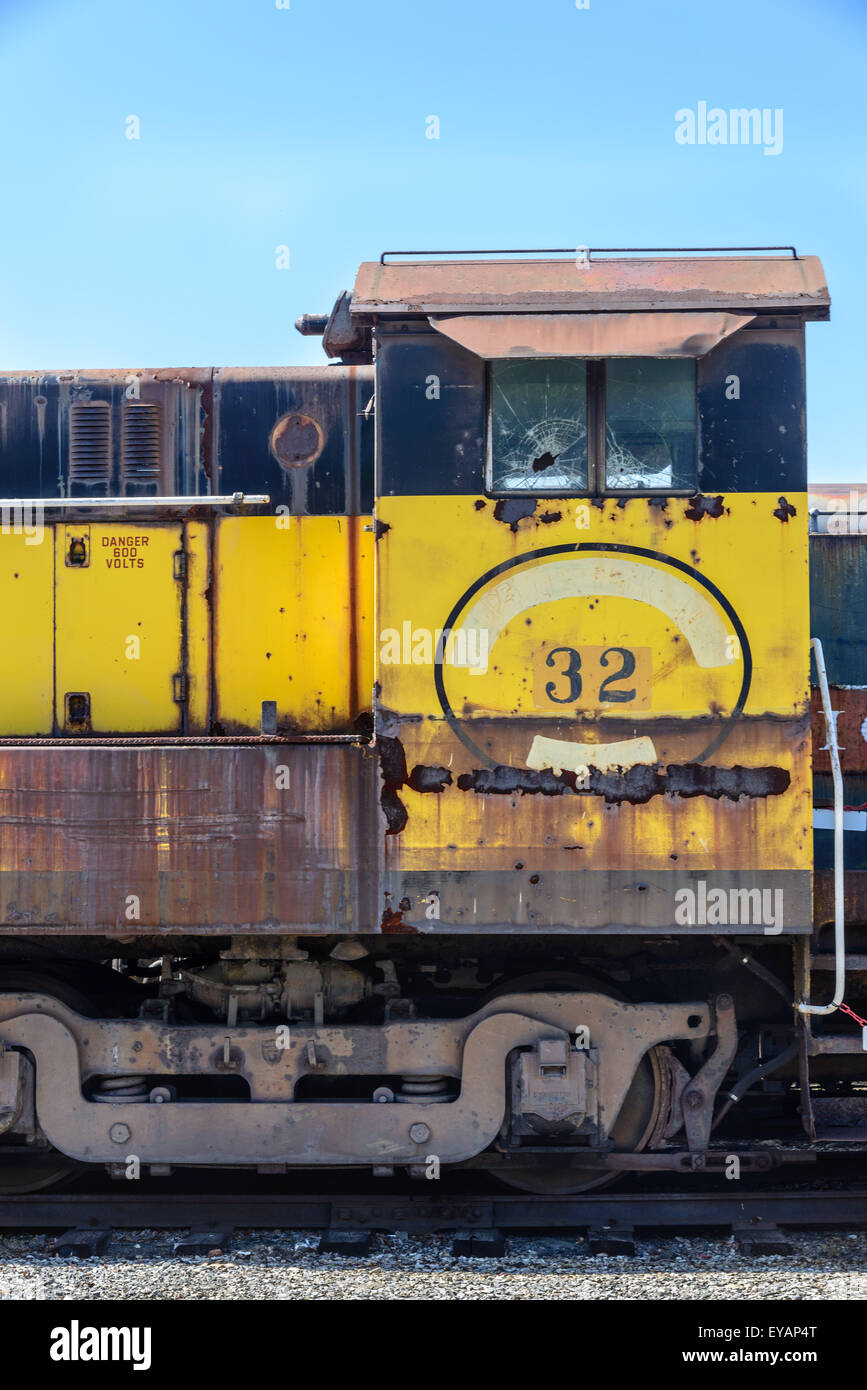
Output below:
[0,248,859,1195]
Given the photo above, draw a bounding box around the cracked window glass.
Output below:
[605,358,696,490]
[490,359,588,491]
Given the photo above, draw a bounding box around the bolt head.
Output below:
[409,1122,431,1144]
[683,1089,704,1111]
[109,1123,131,1145]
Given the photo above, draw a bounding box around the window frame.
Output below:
[485,356,698,499]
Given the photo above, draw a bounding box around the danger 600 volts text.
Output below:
[102,535,150,570]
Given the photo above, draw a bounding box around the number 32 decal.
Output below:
[534,645,651,711]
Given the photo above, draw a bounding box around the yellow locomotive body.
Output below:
[376,490,811,930]
[1,514,374,738]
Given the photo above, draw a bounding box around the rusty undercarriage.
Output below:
[0,978,735,1181]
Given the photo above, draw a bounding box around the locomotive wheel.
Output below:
[0,1153,82,1196]
[494,1044,668,1194]
[482,972,669,1195]
[0,961,144,1018]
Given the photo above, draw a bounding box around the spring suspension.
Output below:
[395,1075,451,1104]
[92,1076,149,1103]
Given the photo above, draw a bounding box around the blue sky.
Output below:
[0,0,864,481]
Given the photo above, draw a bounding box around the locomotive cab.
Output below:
[365,250,820,936]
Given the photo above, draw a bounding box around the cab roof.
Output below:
[351,250,830,320]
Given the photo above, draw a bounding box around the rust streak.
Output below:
[380,893,418,933]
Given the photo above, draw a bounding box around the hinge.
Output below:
[172,673,188,703]
[173,549,187,581]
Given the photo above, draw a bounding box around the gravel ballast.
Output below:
[1,1229,866,1300]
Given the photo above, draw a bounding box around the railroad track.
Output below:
[4,1185,867,1255]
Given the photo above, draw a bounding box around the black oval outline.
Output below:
[433,542,752,770]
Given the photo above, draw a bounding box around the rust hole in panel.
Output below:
[456,762,790,805]
[685,494,726,521]
[493,498,536,531]
[378,736,409,835]
[407,764,452,793]
[378,736,453,835]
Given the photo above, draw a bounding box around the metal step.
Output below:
[810,955,867,971]
[808,1036,867,1055]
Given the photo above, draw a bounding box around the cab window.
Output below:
[488,357,696,495]
[489,359,589,493]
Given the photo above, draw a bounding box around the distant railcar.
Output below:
[0,248,858,1195]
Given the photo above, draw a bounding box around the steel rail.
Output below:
[4,1187,867,1233]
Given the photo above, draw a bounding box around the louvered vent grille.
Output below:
[69,401,111,487]
[122,402,161,486]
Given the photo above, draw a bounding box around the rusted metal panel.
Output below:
[379,870,811,934]
[0,745,381,934]
[0,728,813,935]
[428,311,755,358]
[352,255,830,318]
[812,688,867,774]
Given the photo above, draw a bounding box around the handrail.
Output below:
[0,494,270,510]
[799,637,845,1015]
[379,246,799,264]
